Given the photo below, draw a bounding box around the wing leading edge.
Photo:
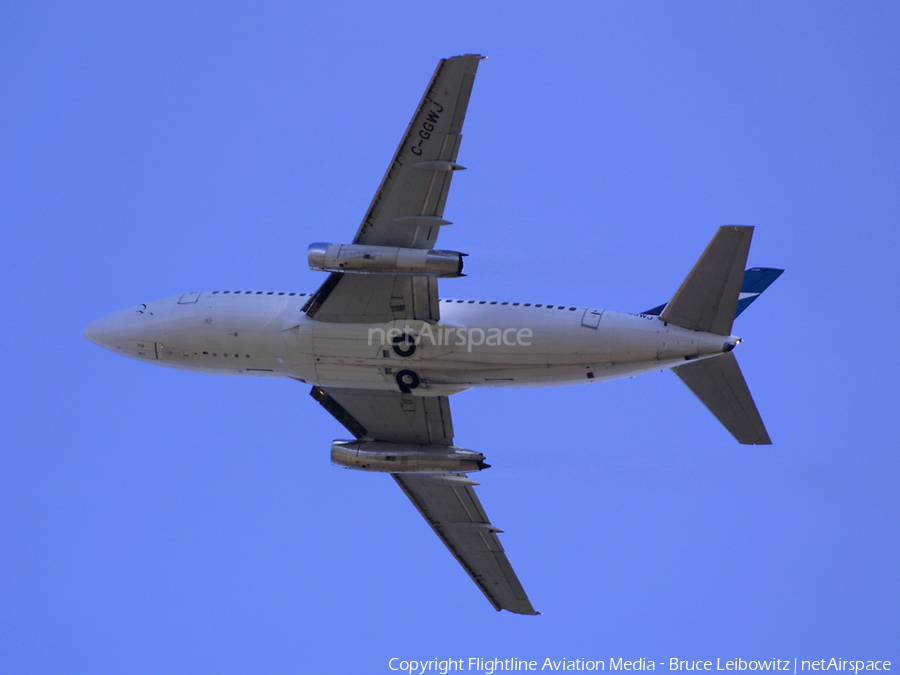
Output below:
[304,55,536,614]
[311,386,538,615]
[303,54,483,324]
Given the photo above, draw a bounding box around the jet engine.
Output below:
[308,243,464,277]
[331,440,489,473]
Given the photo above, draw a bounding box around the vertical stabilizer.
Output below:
[661,226,753,336]
[673,352,771,445]
[734,267,784,318]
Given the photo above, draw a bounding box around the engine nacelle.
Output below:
[331,440,489,473]
[308,243,464,277]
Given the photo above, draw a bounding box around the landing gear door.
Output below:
[581,309,603,329]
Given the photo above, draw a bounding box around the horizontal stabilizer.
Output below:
[660,226,753,336]
[673,352,772,445]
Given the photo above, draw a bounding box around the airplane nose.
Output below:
[83,319,106,346]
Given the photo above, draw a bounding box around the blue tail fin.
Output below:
[642,267,783,318]
[734,267,783,317]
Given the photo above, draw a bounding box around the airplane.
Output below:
[84,54,782,615]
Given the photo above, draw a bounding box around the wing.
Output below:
[303,54,483,324]
[392,473,538,615]
[310,385,538,615]
[310,385,454,445]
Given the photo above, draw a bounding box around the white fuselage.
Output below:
[85,290,738,393]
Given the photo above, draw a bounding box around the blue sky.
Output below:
[2,2,898,673]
